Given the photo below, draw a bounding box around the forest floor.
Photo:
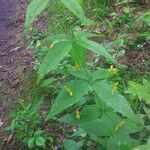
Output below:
[0,0,149,149]
[0,0,34,148]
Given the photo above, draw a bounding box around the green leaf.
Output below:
[93,81,135,118]
[34,130,44,136]
[92,68,109,81]
[79,119,109,137]
[140,32,150,40]
[118,118,143,134]
[128,80,150,102]
[79,105,101,123]
[67,67,91,81]
[47,80,90,119]
[116,139,139,150]
[113,39,124,48]
[47,136,54,142]
[78,39,116,63]
[63,139,83,150]
[71,128,87,137]
[59,105,101,124]
[117,50,125,58]
[107,137,134,150]
[70,42,86,67]
[60,0,92,25]
[60,0,84,18]
[38,41,72,80]
[135,144,150,150]
[41,78,53,87]
[107,138,122,150]
[142,12,150,26]
[45,34,71,44]
[59,113,76,124]
[28,138,35,149]
[25,0,49,27]
[29,95,43,114]
[134,138,150,150]
[73,31,97,39]
[79,111,140,146]
[78,112,120,137]
[79,112,121,137]
[123,7,131,14]
[35,136,45,147]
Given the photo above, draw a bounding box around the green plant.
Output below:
[47,0,83,33]
[46,65,145,149]
[142,12,150,26]
[113,10,134,28]
[8,0,149,149]
[134,137,150,150]
[25,0,93,29]
[82,0,113,21]
[63,139,84,150]
[127,79,150,102]
[6,95,53,149]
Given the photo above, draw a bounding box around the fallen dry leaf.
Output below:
[4,134,13,143]
[0,119,4,127]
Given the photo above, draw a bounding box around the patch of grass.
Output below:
[82,0,114,21]
[47,0,79,33]
[5,0,150,149]
[47,0,114,33]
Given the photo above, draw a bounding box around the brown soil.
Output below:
[0,0,33,148]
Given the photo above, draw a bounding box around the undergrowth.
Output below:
[5,0,150,149]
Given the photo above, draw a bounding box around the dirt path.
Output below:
[0,0,33,123]
[0,1,48,147]
[0,0,18,52]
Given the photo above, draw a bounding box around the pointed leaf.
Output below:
[45,34,71,43]
[142,12,150,26]
[25,0,49,27]
[78,105,101,123]
[73,31,97,39]
[93,81,135,118]
[128,81,150,102]
[59,105,101,124]
[79,119,109,137]
[60,0,91,25]
[79,112,120,137]
[41,78,53,87]
[78,39,116,63]
[38,41,72,80]
[70,42,86,67]
[29,95,43,114]
[47,80,90,119]
[92,68,109,81]
[67,67,91,81]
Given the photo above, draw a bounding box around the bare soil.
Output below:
[0,0,33,148]
[0,0,149,149]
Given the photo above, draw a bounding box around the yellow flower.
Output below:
[72,64,81,71]
[108,65,118,75]
[112,82,119,95]
[49,42,55,48]
[75,108,81,120]
[64,86,73,96]
[132,148,139,150]
[115,120,125,131]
